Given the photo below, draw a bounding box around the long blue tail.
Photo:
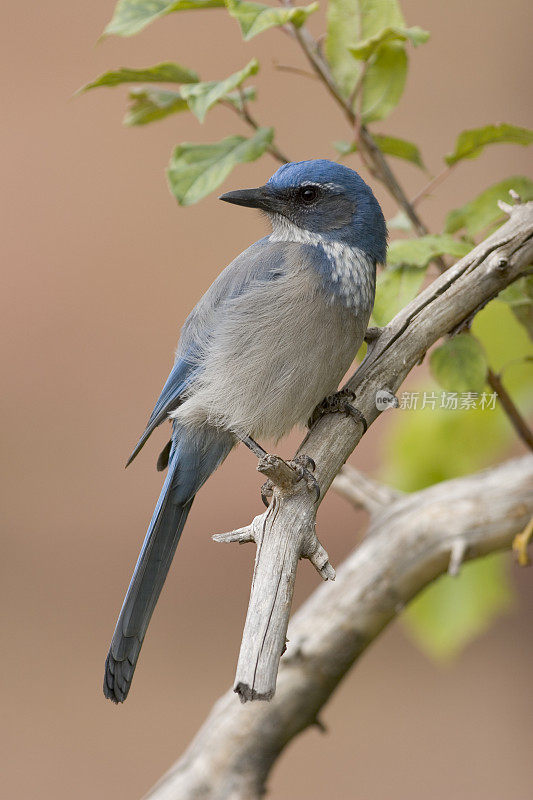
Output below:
[104,425,234,703]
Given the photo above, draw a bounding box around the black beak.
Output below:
[219,185,280,213]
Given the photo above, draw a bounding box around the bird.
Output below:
[103,159,387,703]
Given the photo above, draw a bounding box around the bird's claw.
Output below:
[260,454,319,506]
[308,389,368,433]
[288,454,320,502]
[261,479,274,508]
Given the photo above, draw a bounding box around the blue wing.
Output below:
[125,355,197,467]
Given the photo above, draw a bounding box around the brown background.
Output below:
[1,1,532,798]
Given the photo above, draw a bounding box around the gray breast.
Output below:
[173,243,371,441]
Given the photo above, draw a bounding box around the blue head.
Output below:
[220,159,387,265]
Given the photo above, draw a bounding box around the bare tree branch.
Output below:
[217,201,533,705]
[332,463,402,513]
[146,454,533,800]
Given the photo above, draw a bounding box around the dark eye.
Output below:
[298,185,319,204]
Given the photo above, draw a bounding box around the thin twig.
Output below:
[273,62,319,80]
[487,367,533,451]
[411,165,454,207]
[223,92,290,166]
[348,60,369,110]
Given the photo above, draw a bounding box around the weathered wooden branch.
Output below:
[214,201,533,704]
[214,454,335,702]
[146,455,533,800]
[332,463,402,513]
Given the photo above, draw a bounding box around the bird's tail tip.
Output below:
[103,651,133,704]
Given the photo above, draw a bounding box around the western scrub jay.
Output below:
[104,159,387,703]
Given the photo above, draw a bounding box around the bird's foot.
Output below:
[240,437,320,507]
[261,479,274,507]
[288,454,320,501]
[308,389,368,433]
[260,454,319,507]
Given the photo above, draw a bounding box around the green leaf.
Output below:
[403,554,513,661]
[374,234,465,324]
[360,41,407,123]
[372,265,425,326]
[180,59,258,122]
[379,296,533,661]
[357,0,405,32]
[376,233,473,326]
[167,127,273,205]
[430,334,488,394]
[473,297,533,407]
[445,123,533,166]
[104,0,225,38]
[226,0,317,40]
[383,303,533,492]
[474,296,533,403]
[383,396,507,490]
[383,318,525,492]
[224,86,257,111]
[380,299,531,662]
[371,134,425,167]
[335,133,425,169]
[121,66,258,126]
[445,176,533,237]
[498,276,533,340]
[333,140,356,156]
[79,62,199,92]
[387,234,471,269]
[326,0,364,98]
[326,0,406,99]
[124,88,189,125]
[350,25,429,60]
[387,210,413,232]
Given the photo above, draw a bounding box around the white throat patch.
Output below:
[269,214,375,308]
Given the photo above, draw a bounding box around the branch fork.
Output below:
[213,453,335,703]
